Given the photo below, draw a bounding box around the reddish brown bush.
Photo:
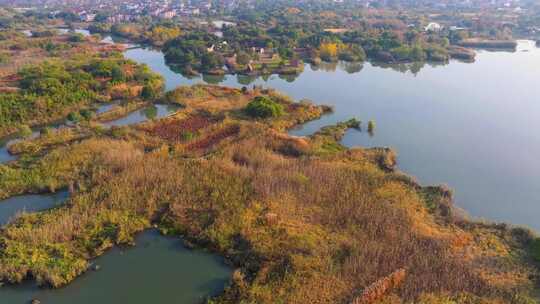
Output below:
[186,124,240,151]
[148,115,215,141]
[352,268,406,304]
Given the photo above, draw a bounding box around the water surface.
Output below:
[0,101,170,164]
[103,104,178,127]
[0,191,69,225]
[124,40,540,231]
[0,135,18,163]
[0,230,232,304]
[0,103,114,164]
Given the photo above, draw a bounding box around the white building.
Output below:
[160,10,177,19]
[425,22,442,32]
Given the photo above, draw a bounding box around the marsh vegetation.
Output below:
[0,84,538,304]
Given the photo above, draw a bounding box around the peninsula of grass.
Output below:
[0,85,538,304]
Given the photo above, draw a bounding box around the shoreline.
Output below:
[0,84,538,303]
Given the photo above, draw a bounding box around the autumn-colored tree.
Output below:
[147,26,181,45]
[286,7,301,14]
[319,42,339,61]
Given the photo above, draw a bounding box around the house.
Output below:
[449,26,466,31]
[425,22,442,32]
[160,10,177,19]
[80,13,96,22]
[252,47,265,54]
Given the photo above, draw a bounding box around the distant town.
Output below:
[2,0,539,38]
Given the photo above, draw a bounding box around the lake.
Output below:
[124,40,540,231]
[0,230,232,304]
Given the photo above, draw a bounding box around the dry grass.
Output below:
[0,87,537,303]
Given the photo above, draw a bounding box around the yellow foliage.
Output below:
[319,42,339,59]
[147,26,181,44]
[286,7,301,14]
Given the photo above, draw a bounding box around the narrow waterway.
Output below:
[124,40,540,231]
[0,102,177,164]
[102,104,179,127]
[0,134,20,163]
[0,191,69,225]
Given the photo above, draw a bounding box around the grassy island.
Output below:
[0,84,538,303]
[458,38,518,50]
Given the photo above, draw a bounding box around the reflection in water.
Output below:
[103,104,178,127]
[340,61,364,74]
[203,73,226,84]
[143,105,158,120]
[123,40,540,232]
[278,73,300,82]
[311,61,339,72]
[95,102,119,114]
[237,74,257,86]
[0,230,231,304]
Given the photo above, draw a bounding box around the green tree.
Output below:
[18,125,33,138]
[244,96,284,118]
[236,51,251,65]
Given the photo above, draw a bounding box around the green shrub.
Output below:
[68,33,85,43]
[67,112,82,122]
[18,124,33,138]
[141,85,159,100]
[181,131,195,141]
[110,126,130,138]
[244,96,284,119]
[532,239,540,261]
[40,127,53,137]
[80,109,93,120]
[368,120,376,133]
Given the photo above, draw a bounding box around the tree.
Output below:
[236,51,251,65]
[18,125,33,138]
[68,33,85,42]
[141,85,159,100]
[201,52,223,71]
[245,96,284,118]
[111,66,126,83]
[319,43,338,61]
[411,45,426,61]
[368,120,376,133]
[146,26,181,45]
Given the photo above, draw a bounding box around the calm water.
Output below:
[95,102,118,114]
[102,104,178,127]
[0,131,40,164]
[0,191,69,225]
[0,103,175,164]
[0,135,18,163]
[125,40,540,231]
[0,230,232,304]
